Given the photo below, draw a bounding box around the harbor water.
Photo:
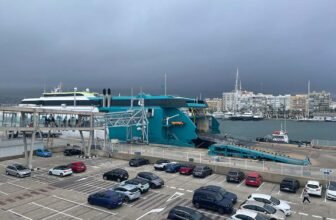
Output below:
[218,119,336,141]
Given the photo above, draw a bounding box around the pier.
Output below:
[0,106,106,169]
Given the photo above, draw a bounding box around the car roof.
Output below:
[199,185,222,191]
[95,190,120,196]
[116,184,138,190]
[307,180,320,185]
[235,209,258,217]
[138,171,152,175]
[250,193,271,199]
[329,181,336,186]
[243,200,265,207]
[111,168,127,173]
[171,206,199,214]
[71,161,84,165]
[247,172,260,177]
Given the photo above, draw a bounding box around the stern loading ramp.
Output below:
[208,143,311,166]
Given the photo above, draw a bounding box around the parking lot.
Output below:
[0,154,335,220]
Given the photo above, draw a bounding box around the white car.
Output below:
[247,193,291,216]
[305,180,322,197]
[49,165,73,177]
[327,181,336,200]
[153,159,175,170]
[111,184,141,202]
[230,209,270,220]
[240,200,285,220]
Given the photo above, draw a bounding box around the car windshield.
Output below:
[247,177,257,181]
[264,204,276,214]
[194,167,203,171]
[229,171,238,176]
[218,188,227,196]
[16,165,27,170]
[44,149,50,152]
[307,184,319,189]
[329,182,336,191]
[129,188,138,193]
[214,193,224,201]
[256,213,270,220]
[270,197,280,205]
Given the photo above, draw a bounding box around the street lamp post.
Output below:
[74,87,77,108]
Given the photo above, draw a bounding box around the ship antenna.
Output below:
[164,73,167,96]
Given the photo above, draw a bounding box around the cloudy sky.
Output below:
[0,0,335,98]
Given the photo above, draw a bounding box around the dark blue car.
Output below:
[34,148,52,157]
[165,163,183,173]
[192,185,237,214]
[88,190,124,209]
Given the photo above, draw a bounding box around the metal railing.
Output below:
[108,143,335,181]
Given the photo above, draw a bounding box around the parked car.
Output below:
[49,165,73,177]
[230,209,270,220]
[120,178,150,194]
[167,206,211,220]
[35,148,52,157]
[103,168,129,182]
[326,181,336,200]
[88,190,124,209]
[154,159,172,170]
[111,185,141,202]
[280,177,300,193]
[165,163,184,173]
[198,185,237,204]
[226,169,245,183]
[247,193,291,216]
[179,164,195,175]
[64,148,83,156]
[192,165,212,178]
[245,172,263,187]
[129,157,149,167]
[68,161,86,173]
[137,172,164,188]
[239,200,286,220]
[192,185,234,214]
[5,164,31,178]
[305,180,322,197]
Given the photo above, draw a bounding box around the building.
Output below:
[308,91,331,114]
[290,94,307,116]
[205,98,223,113]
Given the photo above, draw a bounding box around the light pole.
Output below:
[74,87,77,108]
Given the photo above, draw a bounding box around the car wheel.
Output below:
[150,183,155,189]
[103,176,108,180]
[194,202,200,209]
[107,204,114,209]
[16,173,21,178]
[124,197,129,203]
[60,173,64,177]
[5,171,9,175]
[218,208,224,214]
[49,171,52,175]
[88,199,93,205]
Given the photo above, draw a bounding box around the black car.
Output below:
[168,206,211,220]
[280,177,300,193]
[64,149,83,156]
[129,157,150,167]
[226,169,245,183]
[192,185,235,214]
[192,165,212,178]
[137,172,164,188]
[103,168,129,182]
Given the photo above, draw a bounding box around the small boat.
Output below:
[271,129,289,143]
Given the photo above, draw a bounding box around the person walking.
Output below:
[302,188,310,203]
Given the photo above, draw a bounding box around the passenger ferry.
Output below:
[20,85,219,147]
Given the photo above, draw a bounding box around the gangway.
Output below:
[208,144,311,166]
[0,106,106,169]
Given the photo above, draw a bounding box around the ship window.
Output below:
[43,93,84,97]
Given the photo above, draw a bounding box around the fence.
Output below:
[108,143,336,181]
[312,139,336,148]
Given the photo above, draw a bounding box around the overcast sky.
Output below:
[0,0,335,98]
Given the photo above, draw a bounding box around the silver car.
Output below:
[6,164,31,178]
[111,184,141,202]
[120,178,150,193]
[240,200,286,220]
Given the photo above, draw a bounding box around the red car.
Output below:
[68,161,86,173]
[245,172,263,187]
[179,164,195,175]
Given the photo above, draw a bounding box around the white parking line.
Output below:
[299,188,304,198]
[178,188,185,191]
[256,182,265,191]
[76,178,87,182]
[31,202,82,220]
[312,215,323,219]
[170,186,176,189]
[0,190,9,195]
[237,181,244,188]
[186,190,193,193]
[52,195,117,215]
[298,212,308,216]
[8,210,33,220]
[327,218,336,220]
[7,182,30,190]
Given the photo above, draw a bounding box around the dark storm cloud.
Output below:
[0,0,335,98]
